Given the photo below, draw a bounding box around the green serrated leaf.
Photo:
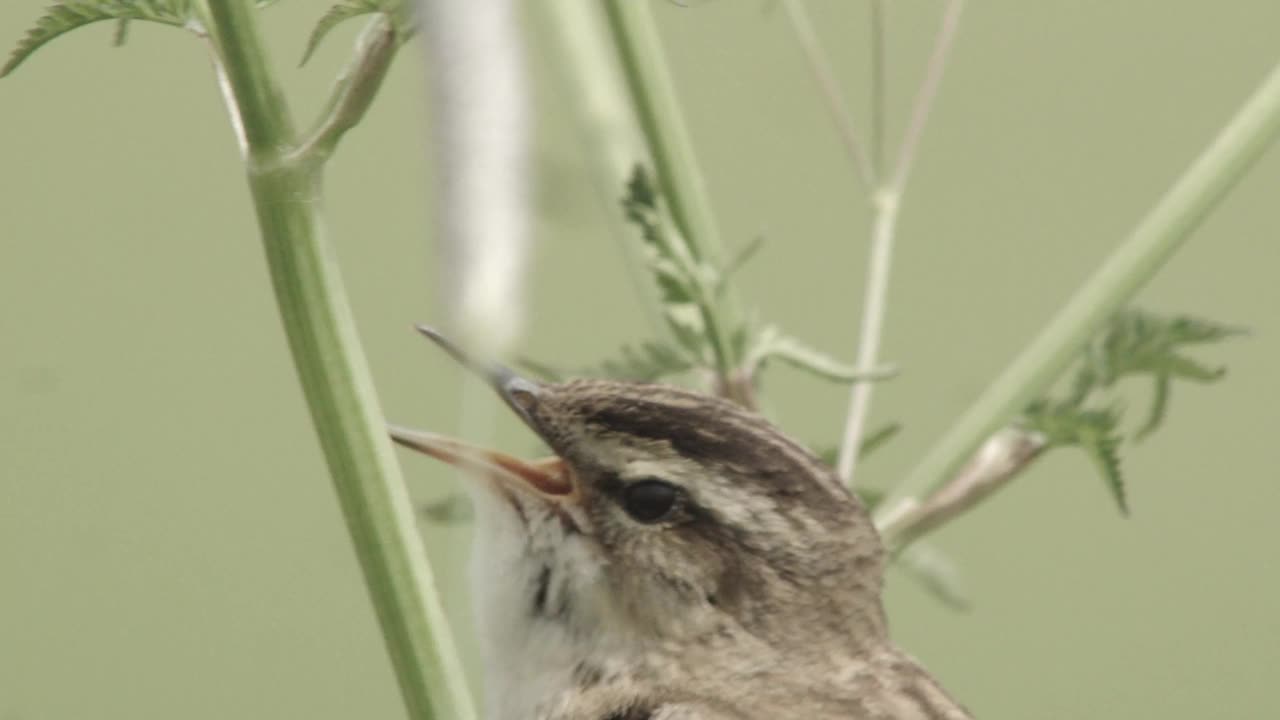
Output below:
[1023,401,1128,515]
[1164,314,1248,345]
[894,542,971,612]
[1083,426,1127,515]
[3,0,195,77]
[1097,308,1241,387]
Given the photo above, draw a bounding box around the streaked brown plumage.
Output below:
[392,329,972,720]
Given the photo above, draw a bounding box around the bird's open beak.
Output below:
[387,326,575,500]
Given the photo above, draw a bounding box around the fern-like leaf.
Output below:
[1084,426,1127,515]
[301,0,414,66]
[1068,308,1242,441]
[3,0,195,77]
[1023,400,1128,514]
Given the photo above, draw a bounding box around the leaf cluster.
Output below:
[1020,307,1242,514]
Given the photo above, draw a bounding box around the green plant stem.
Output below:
[201,4,475,720]
[600,0,738,379]
[533,0,667,339]
[878,59,1280,524]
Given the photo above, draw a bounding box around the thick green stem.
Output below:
[878,60,1280,521]
[202,4,475,720]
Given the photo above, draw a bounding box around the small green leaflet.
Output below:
[301,0,416,66]
[1022,399,1127,514]
[621,165,720,360]
[744,325,895,384]
[1069,308,1244,440]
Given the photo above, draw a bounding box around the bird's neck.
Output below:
[468,499,622,720]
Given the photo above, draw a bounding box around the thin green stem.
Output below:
[878,59,1280,523]
[201,4,475,720]
[601,0,737,379]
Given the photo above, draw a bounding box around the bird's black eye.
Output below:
[621,479,679,523]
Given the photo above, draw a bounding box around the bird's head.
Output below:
[392,328,889,658]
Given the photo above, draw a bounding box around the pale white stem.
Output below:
[869,0,886,177]
[890,0,965,192]
[837,0,965,487]
[205,38,248,159]
[780,0,876,190]
[877,427,1046,550]
[836,189,899,483]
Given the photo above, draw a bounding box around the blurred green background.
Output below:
[3,2,1279,718]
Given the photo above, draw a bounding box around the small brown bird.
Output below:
[391,327,972,720]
